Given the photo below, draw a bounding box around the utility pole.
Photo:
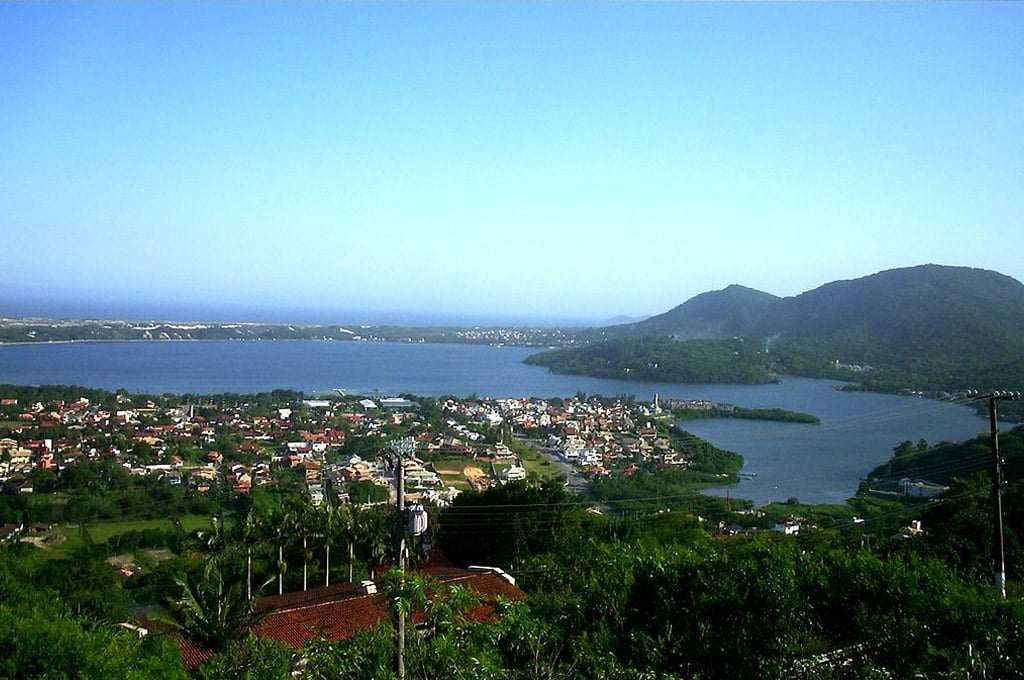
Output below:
[390,437,414,680]
[968,391,1021,599]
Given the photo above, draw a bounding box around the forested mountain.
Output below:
[605,284,781,340]
[761,265,1024,393]
[534,265,1024,394]
[755,264,1024,352]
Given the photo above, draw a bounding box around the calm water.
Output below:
[0,341,987,505]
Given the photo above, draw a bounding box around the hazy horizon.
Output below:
[3,3,1022,323]
[0,293,611,328]
[4,262,1019,329]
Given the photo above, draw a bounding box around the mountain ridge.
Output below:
[537,264,1024,394]
[608,264,1024,341]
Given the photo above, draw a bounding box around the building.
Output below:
[901,478,948,499]
[772,519,801,535]
[171,556,524,671]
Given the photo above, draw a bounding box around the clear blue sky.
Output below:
[2,3,1022,325]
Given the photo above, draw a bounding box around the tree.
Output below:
[317,503,351,588]
[34,544,132,622]
[164,557,269,653]
[231,509,262,602]
[196,635,296,680]
[352,505,393,579]
[0,583,186,679]
[438,480,580,570]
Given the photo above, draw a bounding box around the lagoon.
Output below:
[0,340,987,505]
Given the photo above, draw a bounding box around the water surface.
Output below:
[0,341,986,504]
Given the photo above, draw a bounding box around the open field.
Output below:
[519,449,560,480]
[430,456,481,490]
[44,514,213,555]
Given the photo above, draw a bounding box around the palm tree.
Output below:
[196,514,229,554]
[164,557,269,652]
[232,509,261,602]
[261,504,294,596]
[296,505,315,591]
[352,505,392,579]
[319,503,352,587]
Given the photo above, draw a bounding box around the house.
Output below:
[901,478,947,499]
[170,556,524,671]
[380,397,415,411]
[502,464,527,483]
[492,442,516,463]
[772,519,801,536]
[0,523,23,541]
[6,447,32,467]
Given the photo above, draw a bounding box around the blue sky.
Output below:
[2,3,1022,325]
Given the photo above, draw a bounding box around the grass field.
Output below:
[510,441,563,481]
[430,456,477,490]
[430,446,561,484]
[47,514,213,554]
[519,450,559,480]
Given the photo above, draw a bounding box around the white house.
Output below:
[772,520,800,535]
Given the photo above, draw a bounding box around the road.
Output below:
[535,443,590,497]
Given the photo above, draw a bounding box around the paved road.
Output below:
[536,444,590,497]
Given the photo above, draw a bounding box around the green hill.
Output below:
[529,265,1024,396]
[608,284,780,340]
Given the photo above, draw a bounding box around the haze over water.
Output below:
[0,340,987,506]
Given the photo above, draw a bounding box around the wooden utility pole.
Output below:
[969,390,1021,599]
[391,437,414,680]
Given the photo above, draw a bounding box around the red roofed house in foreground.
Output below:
[173,553,524,671]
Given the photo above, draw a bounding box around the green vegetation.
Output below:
[672,404,820,424]
[505,436,558,480]
[868,428,1024,485]
[4,383,1024,677]
[525,336,774,384]
[42,515,209,558]
[526,266,1024,418]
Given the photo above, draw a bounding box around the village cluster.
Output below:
[0,390,699,515]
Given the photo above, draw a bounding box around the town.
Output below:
[0,385,1011,678]
[0,387,710,524]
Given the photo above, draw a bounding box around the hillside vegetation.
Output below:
[530,265,1024,402]
[524,336,773,384]
[4,384,1024,677]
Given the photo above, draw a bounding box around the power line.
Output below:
[966,391,1022,599]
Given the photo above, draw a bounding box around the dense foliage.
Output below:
[529,266,1024,414]
[869,426,1024,485]
[4,383,1024,677]
[672,404,820,424]
[525,336,774,384]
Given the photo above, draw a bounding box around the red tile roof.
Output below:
[174,637,214,670]
[252,567,523,649]
[170,555,524,670]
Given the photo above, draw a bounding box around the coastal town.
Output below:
[0,387,710,525]
[0,317,584,347]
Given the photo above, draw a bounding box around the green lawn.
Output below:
[520,454,558,479]
[50,514,213,553]
[513,442,562,481]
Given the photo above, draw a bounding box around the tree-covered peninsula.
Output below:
[525,265,1024,421]
[524,336,775,384]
